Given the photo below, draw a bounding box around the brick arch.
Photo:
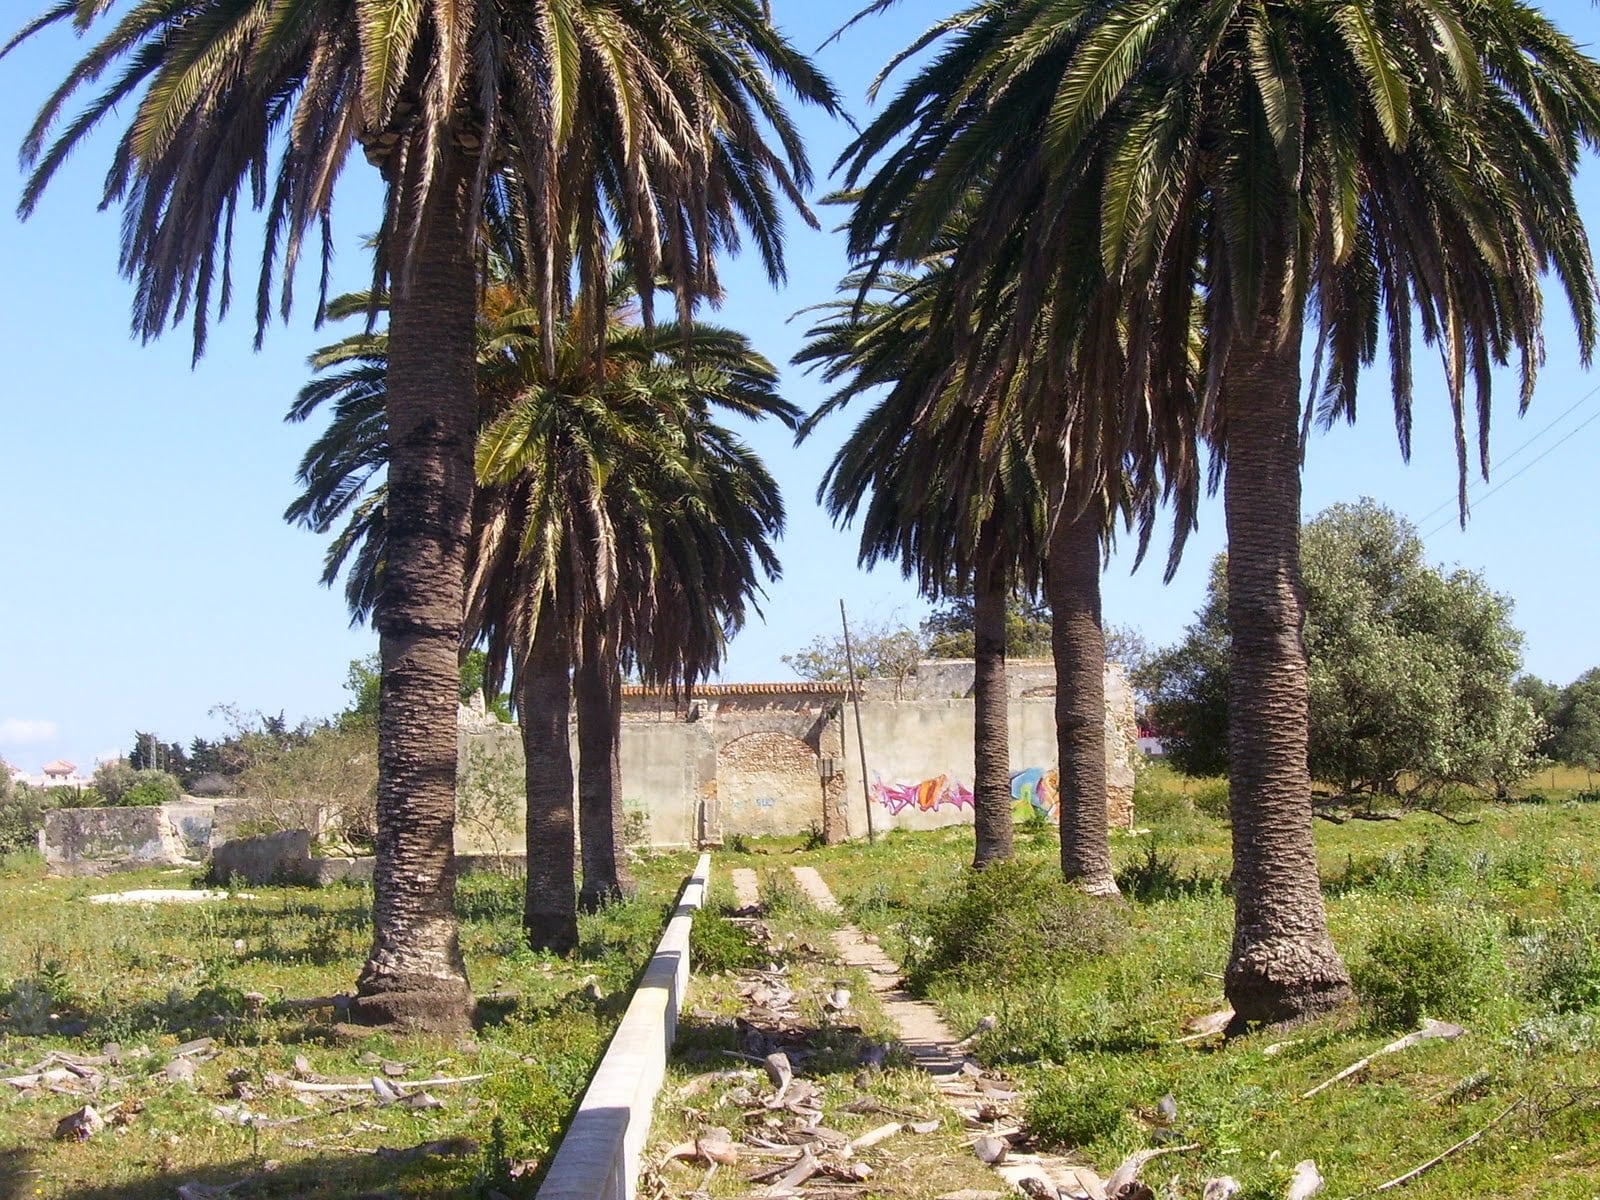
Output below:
[716,731,821,838]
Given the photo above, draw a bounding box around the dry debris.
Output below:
[1300,1020,1466,1100]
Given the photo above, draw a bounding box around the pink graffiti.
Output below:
[871,774,975,814]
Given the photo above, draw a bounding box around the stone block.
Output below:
[42,807,199,876]
[210,830,313,885]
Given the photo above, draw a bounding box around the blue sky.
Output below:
[3,1,1599,772]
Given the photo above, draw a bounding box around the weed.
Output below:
[1132,771,1215,844]
[1021,804,1056,835]
[758,868,810,916]
[1351,913,1500,1028]
[1114,839,1224,901]
[1024,1074,1127,1148]
[1190,779,1231,822]
[3,977,53,1035]
[725,833,751,854]
[457,870,525,925]
[902,860,1128,992]
[690,912,764,974]
[1332,838,1470,897]
[1509,1010,1600,1056]
[1517,908,1600,1014]
[802,822,827,851]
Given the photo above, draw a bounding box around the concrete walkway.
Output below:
[789,866,975,1079]
[730,866,761,911]
[790,864,1088,1197]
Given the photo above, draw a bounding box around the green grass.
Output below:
[792,776,1600,1199]
[0,851,699,1199]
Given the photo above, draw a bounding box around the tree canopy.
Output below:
[1142,501,1540,799]
[1521,668,1600,772]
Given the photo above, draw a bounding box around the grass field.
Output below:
[778,770,1600,1198]
[0,851,698,1199]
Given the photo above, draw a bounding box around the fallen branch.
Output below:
[1301,1020,1464,1099]
[760,1147,820,1197]
[268,1073,490,1095]
[846,1122,901,1153]
[1370,1099,1522,1193]
[1104,1143,1202,1195]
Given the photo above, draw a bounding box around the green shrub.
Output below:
[0,783,56,852]
[92,760,138,804]
[1114,839,1224,901]
[1336,839,1471,898]
[1025,1074,1127,1148]
[118,769,182,807]
[1191,780,1231,822]
[1519,910,1600,1014]
[690,911,764,974]
[1351,914,1499,1028]
[903,860,1128,991]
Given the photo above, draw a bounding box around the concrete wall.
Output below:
[455,662,1136,849]
[42,799,255,876]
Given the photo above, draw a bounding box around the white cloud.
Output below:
[0,718,59,746]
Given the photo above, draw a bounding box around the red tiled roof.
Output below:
[621,681,855,698]
[42,760,77,775]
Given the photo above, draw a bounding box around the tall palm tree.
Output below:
[797,255,1050,868]
[9,0,835,1029]
[291,271,795,949]
[839,0,1599,1025]
[474,276,797,926]
[800,214,1193,885]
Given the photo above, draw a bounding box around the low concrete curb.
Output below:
[536,852,711,1200]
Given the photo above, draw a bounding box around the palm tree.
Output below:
[291,271,795,949]
[9,0,835,1029]
[801,210,1193,885]
[839,0,1599,1025]
[474,275,796,926]
[797,255,1050,868]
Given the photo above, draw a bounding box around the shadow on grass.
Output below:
[0,1147,38,1200]
[672,1011,882,1078]
[42,1144,502,1200]
[1114,842,1230,902]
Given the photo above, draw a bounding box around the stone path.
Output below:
[730,866,761,911]
[788,864,1088,1198]
[789,866,973,1078]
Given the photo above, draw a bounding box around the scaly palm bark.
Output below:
[351,146,479,1028]
[576,616,633,910]
[970,518,1014,867]
[1046,500,1116,895]
[518,611,579,954]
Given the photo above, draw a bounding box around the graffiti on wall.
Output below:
[1010,767,1059,817]
[871,774,974,814]
[871,767,1059,816]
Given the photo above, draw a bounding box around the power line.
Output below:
[1411,379,1600,529]
[1420,405,1600,541]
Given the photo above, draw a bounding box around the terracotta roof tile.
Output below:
[621,681,854,698]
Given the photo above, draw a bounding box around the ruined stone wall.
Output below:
[456,664,1136,849]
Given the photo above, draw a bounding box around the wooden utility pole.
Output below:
[840,600,876,844]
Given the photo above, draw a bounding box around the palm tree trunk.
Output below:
[520,612,580,953]
[972,520,1014,867]
[1221,265,1351,1029]
[1048,499,1119,896]
[576,616,636,910]
[353,151,476,1033]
